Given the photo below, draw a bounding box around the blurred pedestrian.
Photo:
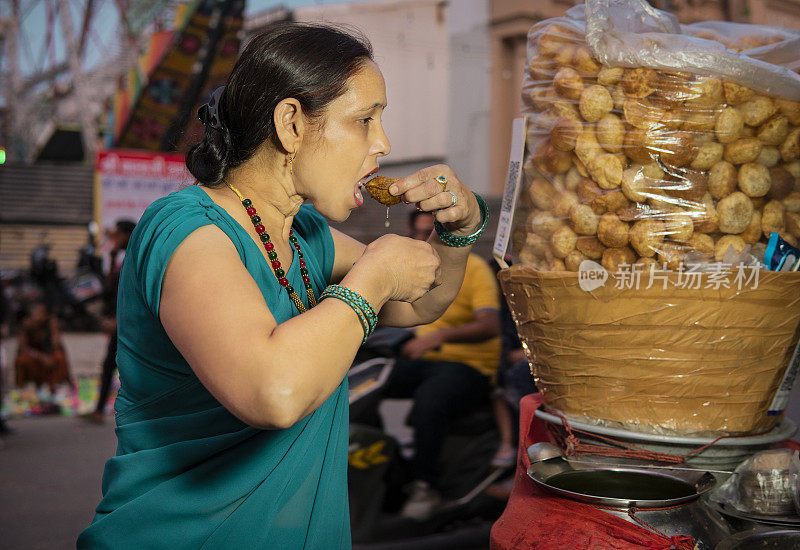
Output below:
[13,302,71,393]
[83,220,135,424]
[29,241,59,312]
[1,281,12,435]
[380,210,501,519]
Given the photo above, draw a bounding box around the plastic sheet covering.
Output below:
[585,0,800,101]
[713,449,800,515]
[516,1,800,273]
[498,266,800,434]
[792,450,800,515]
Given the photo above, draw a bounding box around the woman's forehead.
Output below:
[334,62,387,114]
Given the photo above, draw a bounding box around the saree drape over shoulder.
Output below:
[77,186,350,549]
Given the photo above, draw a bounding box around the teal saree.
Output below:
[77,186,350,549]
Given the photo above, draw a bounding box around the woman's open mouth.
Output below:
[358,167,379,186]
[355,168,379,208]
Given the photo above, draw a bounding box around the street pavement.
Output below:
[0,414,116,550]
[1,332,114,550]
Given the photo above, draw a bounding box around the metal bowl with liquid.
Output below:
[526,454,717,509]
[525,451,731,547]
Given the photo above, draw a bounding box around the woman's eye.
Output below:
[360,117,373,125]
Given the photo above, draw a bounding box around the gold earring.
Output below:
[287,152,295,175]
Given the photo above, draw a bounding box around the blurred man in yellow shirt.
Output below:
[384,210,501,519]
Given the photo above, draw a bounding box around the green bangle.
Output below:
[434,192,489,247]
[323,285,377,332]
[322,290,371,343]
[321,285,377,343]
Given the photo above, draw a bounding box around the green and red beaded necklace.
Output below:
[227,183,317,313]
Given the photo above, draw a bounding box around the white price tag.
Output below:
[493,116,528,269]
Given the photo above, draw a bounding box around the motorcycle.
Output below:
[6,240,105,333]
[347,328,512,549]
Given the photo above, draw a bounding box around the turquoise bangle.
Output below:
[321,285,377,343]
[434,192,489,247]
[322,291,371,343]
[323,285,377,332]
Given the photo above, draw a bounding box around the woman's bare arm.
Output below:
[159,224,437,429]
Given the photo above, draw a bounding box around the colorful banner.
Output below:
[175,7,244,153]
[96,149,192,231]
[112,0,245,152]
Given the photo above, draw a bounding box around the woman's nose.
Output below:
[374,125,391,157]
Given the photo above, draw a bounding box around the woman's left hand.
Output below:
[389,164,482,236]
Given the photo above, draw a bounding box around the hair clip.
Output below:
[198,86,225,131]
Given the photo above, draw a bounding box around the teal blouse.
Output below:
[77,185,350,549]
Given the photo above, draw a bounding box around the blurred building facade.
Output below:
[0,163,94,274]
[1,0,241,279]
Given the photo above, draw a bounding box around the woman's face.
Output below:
[295,61,390,222]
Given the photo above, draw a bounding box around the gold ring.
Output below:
[436,175,447,191]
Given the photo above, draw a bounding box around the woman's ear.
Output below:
[274,98,305,153]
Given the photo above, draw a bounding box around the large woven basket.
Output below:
[498,266,800,435]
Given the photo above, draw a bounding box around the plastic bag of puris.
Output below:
[516,0,800,273]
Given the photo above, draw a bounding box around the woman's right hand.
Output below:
[357,234,440,303]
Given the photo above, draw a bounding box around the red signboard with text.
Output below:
[96,149,192,231]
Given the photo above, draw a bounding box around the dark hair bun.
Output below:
[186,124,232,186]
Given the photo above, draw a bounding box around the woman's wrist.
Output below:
[321,285,377,343]
[446,214,482,237]
[435,192,489,247]
[339,264,391,311]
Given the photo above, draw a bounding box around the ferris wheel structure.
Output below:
[0,0,180,162]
